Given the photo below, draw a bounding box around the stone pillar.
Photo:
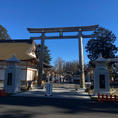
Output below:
[94,56,110,95]
[4,55,21,93]
[78,30,85,88]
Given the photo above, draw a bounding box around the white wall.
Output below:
[26,68,37,81]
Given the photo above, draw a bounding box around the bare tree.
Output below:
[54,58,88,76]
[63,61,80,74]
[54,57,65,74]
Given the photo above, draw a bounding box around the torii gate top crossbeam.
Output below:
[27,25,98,33]
[27,25,99,40]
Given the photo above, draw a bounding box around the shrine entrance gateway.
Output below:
[27,25,98,88]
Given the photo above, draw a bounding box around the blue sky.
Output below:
[0,0,117,65]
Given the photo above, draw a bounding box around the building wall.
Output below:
[0,66,6,81]
[26,68,37,81]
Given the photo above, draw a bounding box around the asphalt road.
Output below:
[0,96,117,118]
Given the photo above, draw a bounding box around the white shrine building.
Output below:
[0,40,38,89]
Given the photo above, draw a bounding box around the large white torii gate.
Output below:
[27,25,98,88]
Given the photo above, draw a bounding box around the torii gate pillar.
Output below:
[78,30,85,88]
[38,33,45,86]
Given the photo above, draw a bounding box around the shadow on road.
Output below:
[0,96,117,118]
[0,110,33,118]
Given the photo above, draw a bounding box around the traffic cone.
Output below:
[114,95,117,102]
[2,89,6,96]
[110,95,112,101]
[102,94,104,101]
[106,95,108,101]
[98,93,101,102]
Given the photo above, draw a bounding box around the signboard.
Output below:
[45,82,52,96]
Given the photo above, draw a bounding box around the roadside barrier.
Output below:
[0,89,1,96]
[0,89,6,96]
[2,89,6,96]
[98,93,118,102]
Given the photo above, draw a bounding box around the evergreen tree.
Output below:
[35,44,51,65]
[0,25,10,40]
[86,27,118,61]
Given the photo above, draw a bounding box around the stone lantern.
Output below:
[4,55,21,93]
[94,54,110,95]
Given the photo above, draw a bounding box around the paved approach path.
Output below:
[13,83,90,99]
[0,96,117,118]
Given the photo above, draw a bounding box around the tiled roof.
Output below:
[0,40,36,61]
